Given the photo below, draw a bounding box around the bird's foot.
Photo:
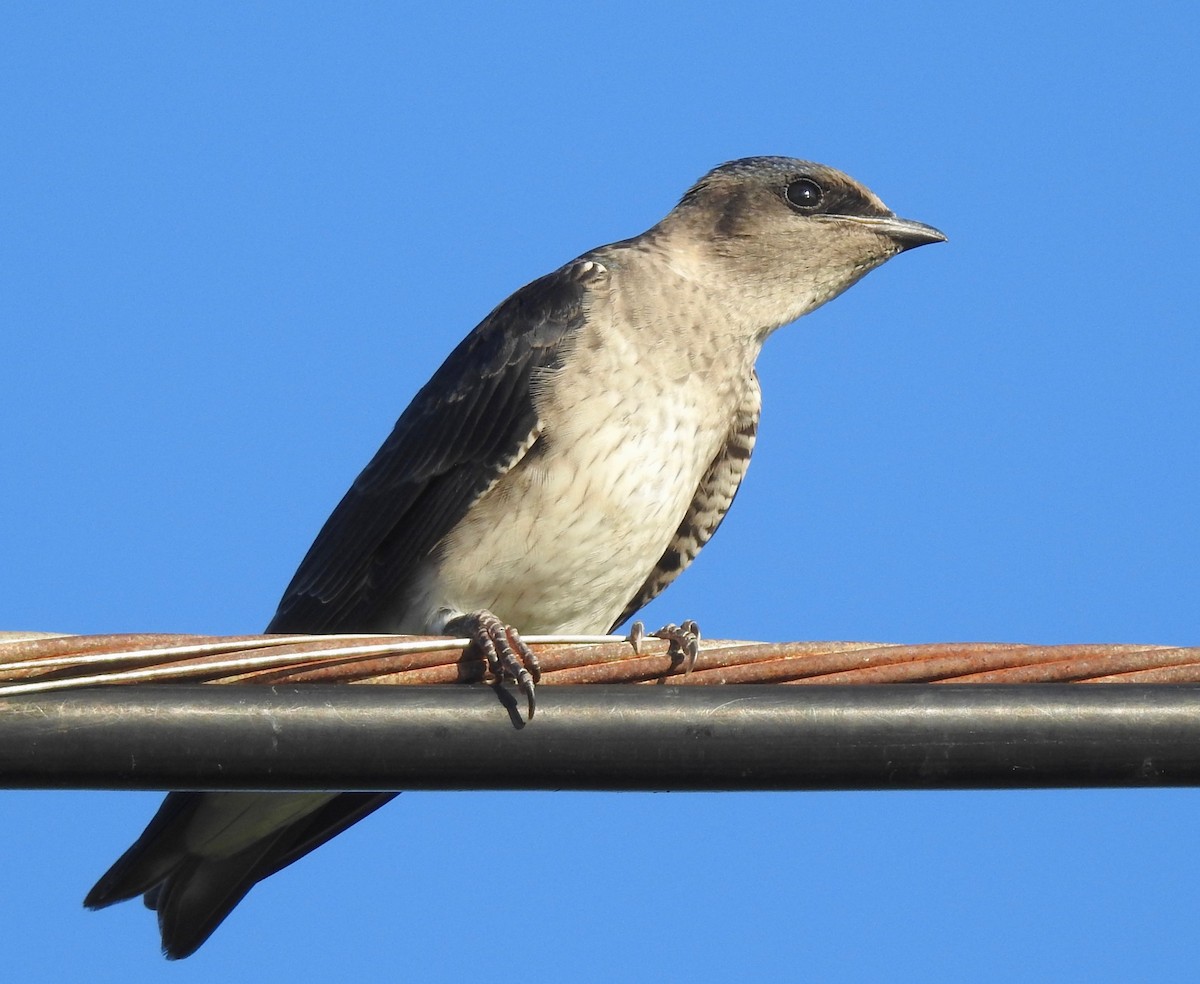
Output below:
[626,620,701,673]
[447,610,541,719]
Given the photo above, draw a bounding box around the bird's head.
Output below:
[660,156,945,335]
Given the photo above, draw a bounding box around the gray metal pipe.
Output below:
[1,684,1198,791]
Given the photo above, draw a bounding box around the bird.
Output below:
[84,156,945,958]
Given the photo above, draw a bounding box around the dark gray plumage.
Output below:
[84,156,944,958]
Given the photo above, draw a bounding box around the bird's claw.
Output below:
[628,619,701,673]
[449,610,541,719]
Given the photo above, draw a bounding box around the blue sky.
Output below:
[4,3,1199,981]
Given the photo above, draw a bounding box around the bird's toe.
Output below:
[448,610,540,718]
[649,620,702,673]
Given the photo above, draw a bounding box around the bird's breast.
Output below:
[420,299,760,634]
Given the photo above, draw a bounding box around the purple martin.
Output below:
[84,157,944,957]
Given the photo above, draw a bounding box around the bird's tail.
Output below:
[85,791,397,958]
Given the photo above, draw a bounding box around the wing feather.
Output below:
[268,260,604,634]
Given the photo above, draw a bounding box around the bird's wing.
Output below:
[85,259,609,959]
[611,371,761,629]
[268,258,606,633]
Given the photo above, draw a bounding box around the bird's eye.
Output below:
[785,178,823,210]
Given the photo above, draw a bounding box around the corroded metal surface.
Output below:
[1,632,1198,696]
